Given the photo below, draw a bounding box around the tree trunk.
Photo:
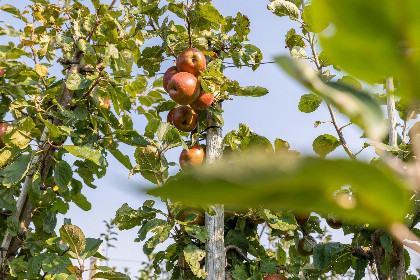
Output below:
[205,106,224,280]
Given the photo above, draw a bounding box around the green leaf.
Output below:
[38,115,63,139]
[198,3,226,26]
[133,145,163,184]
[80,238,103,260]
[0,154,31,186]
[313,242,345,270]
[298,93,322,113]
[92,271,130,280]
[65,73,91,90]
[260,209,297,231]
[232,86,269,97]
[354,258,368,280]
[43,212,57,233]
[64,145,107,167]
[184,225,208,243]
[276,245,287,265]
[276,56,387,140]
[268,0,300,19]
[0,4,20,16]
[184,244,207,279]
[71,193,92,211]
[7,216,19,236]
[55,161,73,194]
[380,233,393,253]
[3,117,36,149]
[312,134,341,158]
[148,154,410,227]
[109,149,133,170]
[114,201,161,230]
[59,225,86,257]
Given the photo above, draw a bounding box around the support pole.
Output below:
[205,106,224,280]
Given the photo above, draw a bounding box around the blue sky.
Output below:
[1,0,418,277]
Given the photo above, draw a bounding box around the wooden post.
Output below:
[386,77,397,147]
[205,106,224,280]
[386,77,405,279]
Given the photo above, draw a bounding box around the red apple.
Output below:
[167,72,200,105]
[167,107,176,124]
[0,122,10,148]
[176,48,206,76]
[100,98,110,109]
[264,275,287,280]
[178,210,205,226]
[0,70,5,76]
[190,89,214,110]
[171,105,198,132]
[163,66,178,92]
[179,145,205,169]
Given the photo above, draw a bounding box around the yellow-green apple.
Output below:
[176,48,206,76]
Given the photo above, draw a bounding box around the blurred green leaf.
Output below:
[311,0,420,100]
[0,154,31,186]
[148,154,410,227]
[92,271,130,280]
[276,56,386,140]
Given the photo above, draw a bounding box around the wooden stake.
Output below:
[205,106,224,280]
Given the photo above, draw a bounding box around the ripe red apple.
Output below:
[0,122,10,148]
[176,48,206,76]
[167,72,200,105]
[326,217,343,229]
[190,89,214,110]
[167,107,176,124]
[264,274,287,280]
[163,66,178,92]
[178,210,205,226]
[100,98,110,109]
[297,236,316,257]
[171,105,198,132]
[0,70,5,76]
[179,145,205,169]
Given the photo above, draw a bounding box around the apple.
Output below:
[176,48,206,76]
[171,105,198,132]
[264,274,287,280]
[167,107,176,124]
[0,122,10,148]
[100,98,110,109]
[167,72,200,105]
[0,70,4,76]
[178,209,205,226]
[326,217,342,229]
[297,236,316,257]
[295,212,310,226]
[179,145,205,169]
[163,66,178,92]
[190,89,214,110]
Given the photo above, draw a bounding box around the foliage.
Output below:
[0,0,420,279]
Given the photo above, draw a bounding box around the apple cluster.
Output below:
[164,48,214,132]
[163,48,213,169]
